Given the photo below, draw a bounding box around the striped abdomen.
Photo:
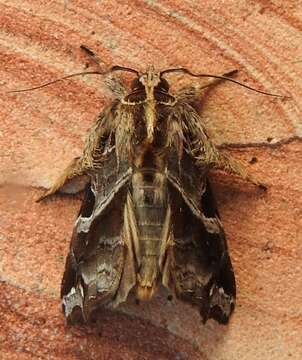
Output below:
[131,169,170,299]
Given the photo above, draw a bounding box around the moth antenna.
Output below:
[7,71,105,93]
[110,65,139,75]
[8,67,139,94]
[161,67,289,98]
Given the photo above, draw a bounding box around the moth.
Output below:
[26,57,281,325]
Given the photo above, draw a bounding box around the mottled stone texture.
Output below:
[0,1,301,359]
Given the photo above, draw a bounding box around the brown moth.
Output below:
[31,60,282,325]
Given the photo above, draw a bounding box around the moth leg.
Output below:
[212,151,264,188]
[80,45,126,99]
[80,44,103,69]
[105,76,127,99]
[37,157,89,202]
[178,99,264,188]
[38,102,119,202]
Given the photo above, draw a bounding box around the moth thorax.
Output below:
[144,101,157,142]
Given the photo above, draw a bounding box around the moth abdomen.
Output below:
[131,170,170,299]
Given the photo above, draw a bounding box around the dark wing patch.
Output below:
[166,152,236,324]
[168,181,235,324]
[61,151,133,323]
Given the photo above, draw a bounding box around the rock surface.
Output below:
[0,1,302,359]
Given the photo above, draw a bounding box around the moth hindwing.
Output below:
[41,65,260,325]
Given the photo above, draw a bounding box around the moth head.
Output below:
[130,66,169,99]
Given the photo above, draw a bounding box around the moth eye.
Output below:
[131,78,144,91]
[156,78,169,92]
